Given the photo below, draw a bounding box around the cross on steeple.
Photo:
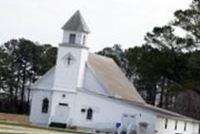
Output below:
[62,53,75,66]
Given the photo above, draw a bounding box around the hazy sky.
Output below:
[0,0,192,52]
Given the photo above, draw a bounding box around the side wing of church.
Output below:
[29,11,200,134]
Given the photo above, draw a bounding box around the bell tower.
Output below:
[53,10,90,92]
[62,10,90,46]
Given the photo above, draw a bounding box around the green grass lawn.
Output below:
[0,113,90,134]
[0,121,88,134]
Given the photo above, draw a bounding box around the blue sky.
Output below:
[0,0,192,51]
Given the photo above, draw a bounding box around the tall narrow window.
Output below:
[165,118,168,129]
[83,35,86,45]
[175,120,178,130]
[184,122,187,131]
[69,34,76,44]
[42,98,49,113]
[86,108,93,120]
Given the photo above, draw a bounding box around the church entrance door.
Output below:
[54,103,70,123]
[138,122,148,134]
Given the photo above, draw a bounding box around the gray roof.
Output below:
[62,10,90,33]
[88,53,145,103]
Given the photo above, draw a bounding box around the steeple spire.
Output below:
[62,10,90,33]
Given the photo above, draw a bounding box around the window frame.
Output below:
[86,108,93,120]
[69,34,76,44]
[83,35,86,45]
[175,120,178,130]
[42,98,49,113]
[165,118,168,129]
[184,122,187,131]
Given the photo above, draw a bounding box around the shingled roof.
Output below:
[62,10,90,33]
[88,53,145,103]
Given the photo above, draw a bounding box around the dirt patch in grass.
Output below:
[0,113,28,124]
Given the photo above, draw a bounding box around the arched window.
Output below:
[86,108,93,120]
[42,98,49,113]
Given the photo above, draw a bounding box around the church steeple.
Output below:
[62,10,90,46]
[53,10,90,92]
[62,10,90,33]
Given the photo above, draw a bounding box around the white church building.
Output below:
[29,10,200,134]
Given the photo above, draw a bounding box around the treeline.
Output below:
[98,0,200,119]
[0,39,57,114]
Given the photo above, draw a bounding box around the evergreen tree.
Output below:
[0,38,57,114]
[174,0,200,45]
